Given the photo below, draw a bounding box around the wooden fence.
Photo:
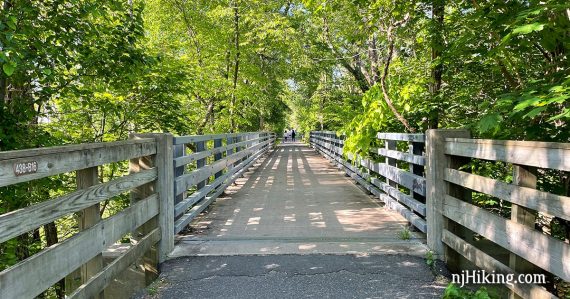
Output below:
[172,132,275,234]
[310,131,427,233]
[0,131,274,298]
[427,130,569,299]
[311,129,569,298]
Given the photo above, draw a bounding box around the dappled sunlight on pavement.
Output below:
[171,142,427,256]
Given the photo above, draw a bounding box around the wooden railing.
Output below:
[172,132,275,234]
[0,131,275,298]
[427,130,569,299]
[310,131,427,233]
[0,138,163,298]
[311,129,569,298]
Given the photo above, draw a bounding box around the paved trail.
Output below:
[141,142,445,298]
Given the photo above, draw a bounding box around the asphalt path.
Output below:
[141,254,446,299]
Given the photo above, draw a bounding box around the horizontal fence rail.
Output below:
[309,131,427,233]
[312,129,569,298]
[427,130,569,299]
[172,132,276,234]
[0,137,166,299]
[0,131,276,299]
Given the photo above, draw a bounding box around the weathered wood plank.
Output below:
[195,140,207,205]
[174,147,266,233]
[382,194,427,233]
[445,138,570,171]
[385,140,398,190]
[312,135,344,145]
[174,139,271,195]
[377,132,425,143]
[0,138,155,161]
[0,168,156,244]
[311,138,343,155]
[173,143,186,210]
[370,178,426,216]
[174,170,229,217]
[409,141,425,202]
[314,139,428,232]
[174,132,259,145]
[153,133,174,263]
[129,134,159,285]
[0,140,156,187]
[443,195,570,281]
[214,138,224,179]
[0,194,159,299]
[370,147,425,165]
[365,161,426,196]
[174,136,264,167]
[426,129,470,258]
[76,167,103,298]
[509,165,541,299]
[442,230,556,299]
[444,168,570,221]
[68,228,161,299]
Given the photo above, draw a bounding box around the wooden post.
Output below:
[445,153,473,271]
[235,135,242,167]
[214,138,223,179]
[386,140,398,188]
[77,167,104,298]
[509,165,540,299]
[129,133,176,283]
[241,134,249,165]
[409,141,425,203]
[173,144,185,207]
[426,129,470,261]
[227,135,234,173]
[196,140,206,201]
[130,147,157,284]
[65,167,103,297]
[154,133,174,263]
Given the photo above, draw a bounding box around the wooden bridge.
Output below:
[0,130,568,298]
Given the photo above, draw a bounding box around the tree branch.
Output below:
[380,14,416,133]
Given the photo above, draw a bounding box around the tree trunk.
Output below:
[429,0,444,129]
[230,0,240,133]
[44,222,65,299]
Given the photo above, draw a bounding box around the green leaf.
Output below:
[548,109,570,121]
[513,96,542,111]
[6,17,17,30]
[512,22,544,35]
[523,106,547,119]
[478,113,502,133]
[2,62,16,76]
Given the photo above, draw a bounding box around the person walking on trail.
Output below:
[283,130,288,142]
[291,129,296,142]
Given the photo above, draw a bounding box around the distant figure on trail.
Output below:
[291,129,296,142]
[283,130,289,142]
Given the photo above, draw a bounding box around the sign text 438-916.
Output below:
[13,161,38,176]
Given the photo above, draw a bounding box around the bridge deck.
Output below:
[171,142,427,256]
[143,143,445,298]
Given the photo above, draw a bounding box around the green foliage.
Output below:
[1,0,570,295]
[293,0,570,155]
[443,284,492,299]
[425,250,435,270]
[398,227,411,240]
